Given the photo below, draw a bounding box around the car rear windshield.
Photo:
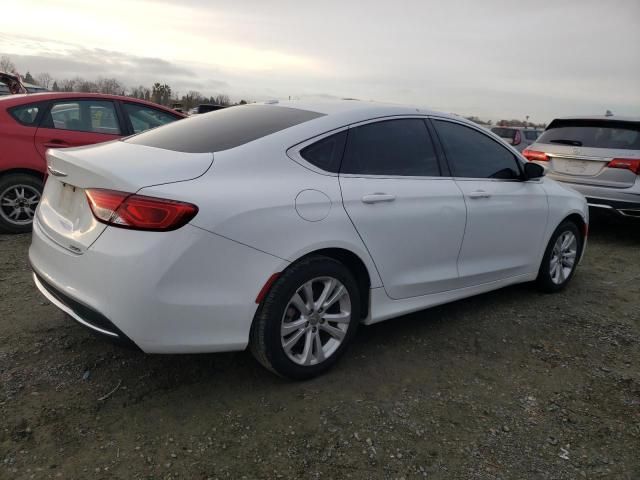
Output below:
[537,119,640,150]
[491,127,516,139]
[125,104,325,153]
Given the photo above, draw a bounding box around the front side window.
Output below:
[123,103,179,134]
[9,103,41,126]
[434,120,521,179]
[341,119,440,176]
[44,100,121,135]
[300,131,347,173]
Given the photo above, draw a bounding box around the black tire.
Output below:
[536,220,583,293]
[249,255,361,380]
[0,173,43,234]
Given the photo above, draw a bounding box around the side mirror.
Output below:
[524,162,545,180]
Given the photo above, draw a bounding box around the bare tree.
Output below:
[36,72,52,89]
[213,93,231,106]
[183,90,203,110]
[0,55,16,73]
[130,85,150,99]
[96,77,122,95]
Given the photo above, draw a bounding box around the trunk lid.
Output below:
[37,140,212,253]
[533,143,639,188]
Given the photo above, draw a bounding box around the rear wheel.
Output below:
[250,256,360,380]
[0,173,43,234]
[536,220,582,292]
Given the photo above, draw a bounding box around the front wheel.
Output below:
[536,220,582,293]
[249,256,360,380]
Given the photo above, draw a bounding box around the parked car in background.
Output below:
[491,126,543,152]
[0,92,185,233]
[0,72,27,95]
[524,116,640,218]
[29,100,588,379]
[23,82,49,94]
[188,104,226,115]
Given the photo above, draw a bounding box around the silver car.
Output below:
[524,116,640,218]
[490,126,543,152]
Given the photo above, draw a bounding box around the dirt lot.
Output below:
[1,214,639,479]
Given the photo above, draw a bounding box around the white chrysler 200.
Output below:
[30,101,588,379]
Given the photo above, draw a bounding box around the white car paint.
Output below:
[29,100,588,354]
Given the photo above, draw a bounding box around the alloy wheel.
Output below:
[280,276,351,366]
[549,231,577,285]
[0,184,41,226]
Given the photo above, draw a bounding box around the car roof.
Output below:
[552,115,640,123]
[262,99,466,126]
[0,92,186,116]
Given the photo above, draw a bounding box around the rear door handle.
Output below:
[361,193,396,204]
[468,190,491,199]
[43,139,70,148]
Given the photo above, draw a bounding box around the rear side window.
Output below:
[491,127,516,140]
[126,105,325,153]
[341,119,440,176]
[9,103,41,126]
[524,130,540,141]
[300,131,347,173]
[537,119,640,150]
[43,100,121,135]
[434,120,521,179]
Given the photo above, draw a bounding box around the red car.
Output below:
[0,92,185,233]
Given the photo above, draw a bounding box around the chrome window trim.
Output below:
[287,115,436,177]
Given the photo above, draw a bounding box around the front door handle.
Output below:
[468,190,491,199]
[361,193,396,204]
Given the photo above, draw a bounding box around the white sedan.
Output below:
[30,101,588,379]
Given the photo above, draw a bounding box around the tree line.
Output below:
[1,55,246,110]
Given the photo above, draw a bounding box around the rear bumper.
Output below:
[29,218,285,353]
[32,271,141,351]
[548,178,640,218]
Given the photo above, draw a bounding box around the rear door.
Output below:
[34,99,123,159]
[432,118,548,286]
[339,118,467,299]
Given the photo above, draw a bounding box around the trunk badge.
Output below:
[571,147,581,155]
[47,165,68,177]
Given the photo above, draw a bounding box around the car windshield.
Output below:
[537,119,640,150]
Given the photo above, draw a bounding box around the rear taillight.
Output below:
[513,130,522,146]
[607,158,640,175]
[522,149,549,162]
[85,189,198,231]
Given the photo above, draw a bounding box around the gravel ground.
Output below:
[1,213,639,479]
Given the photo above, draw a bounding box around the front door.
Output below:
[432,118,549,286]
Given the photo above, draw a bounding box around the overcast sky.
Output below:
[1,0,638,122]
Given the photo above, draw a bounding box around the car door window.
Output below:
[433,120,521,179]
[9,103,41,126]
[300,131,347,173]
[44,100,121,135]
[341,119,440,176]
[123,103,179,134]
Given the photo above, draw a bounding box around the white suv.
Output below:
[524,116,640,218]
